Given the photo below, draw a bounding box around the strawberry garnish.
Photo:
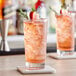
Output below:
[30,11,34,20]
[30,8,39,20]
[33,12,39,20]
[35,0,44,10]
[60,9,62,15]
[60,9,68,15]
[30,11,39,20]
[30,8,36,20]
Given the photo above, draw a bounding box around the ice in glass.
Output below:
[24,19,47,69]
[56,13,75,56]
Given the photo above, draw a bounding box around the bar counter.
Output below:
[0,53,76,76]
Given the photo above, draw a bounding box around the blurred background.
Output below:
[0,0,76,55]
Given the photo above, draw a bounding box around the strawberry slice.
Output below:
[30,8,36,20]
[60,9,68,15]
[30,11,39,20]
[60,9,62,15]
[30,11,34,20]
[33,12,39,20]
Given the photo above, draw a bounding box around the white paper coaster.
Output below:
[49,53,76,59]
[17,65,56,74]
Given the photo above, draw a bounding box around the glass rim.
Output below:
[56,11,75,17]
[23,18,48,22]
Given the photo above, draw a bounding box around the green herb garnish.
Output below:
[49,6,58,15]
[19,9,28,19]
[31,8,36,11]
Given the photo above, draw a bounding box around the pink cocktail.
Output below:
[56,13,75,56]
[24,19,47,69]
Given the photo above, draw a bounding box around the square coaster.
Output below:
[17,65,56,74]
[49,53,76,59]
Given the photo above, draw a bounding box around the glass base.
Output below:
[57,49,74,56]
[25,62,45,70]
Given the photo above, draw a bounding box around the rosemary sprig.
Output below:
[49,6,58,15]
[19,9,28,19]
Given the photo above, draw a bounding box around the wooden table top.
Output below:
[0,53,76,76]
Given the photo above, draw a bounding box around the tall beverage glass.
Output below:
[56,12,75,56]
[24,18,47,69]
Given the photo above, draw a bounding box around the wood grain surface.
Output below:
[0,53,76,76]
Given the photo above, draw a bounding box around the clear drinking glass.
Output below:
[56,12,75,56]
[24,18,47,69]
